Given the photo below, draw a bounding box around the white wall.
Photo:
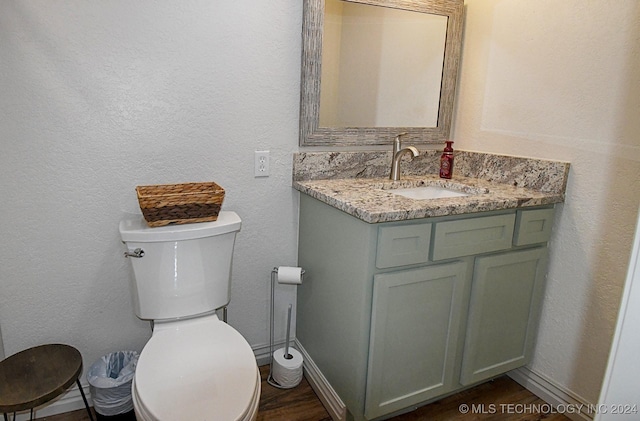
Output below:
[454,0,640,405]
[0,0,302,379]
[2,0,640,414]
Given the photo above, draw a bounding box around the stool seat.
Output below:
[0,344,94,421]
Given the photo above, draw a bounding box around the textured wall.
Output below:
[455,0,640,404]
[0,0,302,379]
[2,0,639,413]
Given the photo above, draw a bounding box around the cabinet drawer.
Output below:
[513,208,555,246]
[376,223,431,269]
[432,214,515,261]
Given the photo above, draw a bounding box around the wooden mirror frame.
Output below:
[299,0,464,147]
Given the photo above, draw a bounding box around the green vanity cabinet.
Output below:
[297,195,555,421]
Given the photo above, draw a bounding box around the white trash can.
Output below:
[87,351,139,420]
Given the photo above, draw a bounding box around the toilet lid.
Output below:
[134,315,259,421]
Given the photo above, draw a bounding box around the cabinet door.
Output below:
[460,248,548,386]
[365,262,469,419]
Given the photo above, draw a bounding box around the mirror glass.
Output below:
[320,0,447,128]
[300,0,464,147]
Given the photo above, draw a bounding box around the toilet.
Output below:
[119,211,260,421]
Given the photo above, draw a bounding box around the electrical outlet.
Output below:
[254,150,270,177]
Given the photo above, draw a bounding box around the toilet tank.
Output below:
[119,212,241,321]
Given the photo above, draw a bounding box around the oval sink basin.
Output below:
[389,186,470,200]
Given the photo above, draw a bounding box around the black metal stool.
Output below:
[0,343,95,421]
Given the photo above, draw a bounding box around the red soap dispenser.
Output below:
[439,141,454,179]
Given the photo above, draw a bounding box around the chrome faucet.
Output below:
[390,132,419,181]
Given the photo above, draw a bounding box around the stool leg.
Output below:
[3,413,7,421]
[76,379,95,421]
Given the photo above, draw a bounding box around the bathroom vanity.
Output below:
[293,151,570,421]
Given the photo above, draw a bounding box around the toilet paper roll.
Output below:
[272,347,303,388]
[277,266,303,285]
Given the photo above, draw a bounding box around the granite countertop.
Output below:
[292,151,570,224]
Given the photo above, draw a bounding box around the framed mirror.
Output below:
[299,0,464,147]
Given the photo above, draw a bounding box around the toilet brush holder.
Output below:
[268,267,304,389]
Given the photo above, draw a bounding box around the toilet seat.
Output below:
[133,314,260,421]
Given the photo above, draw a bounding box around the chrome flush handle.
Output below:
[124,248,145,258]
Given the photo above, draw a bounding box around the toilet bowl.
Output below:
[131,315,260,421]
[119,212,260,421]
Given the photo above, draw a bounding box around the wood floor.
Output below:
[36,365,569,421]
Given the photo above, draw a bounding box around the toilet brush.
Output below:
[283,304,293,359]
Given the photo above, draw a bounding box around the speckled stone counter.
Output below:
[292,151,570,223]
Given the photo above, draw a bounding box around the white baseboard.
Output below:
[509,367,595,421]
[295,339,347,421]
[10,382,92,421]
[253,341,275,366]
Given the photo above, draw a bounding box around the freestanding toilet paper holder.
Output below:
[268,266,304,389]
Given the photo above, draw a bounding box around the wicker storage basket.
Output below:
[136,182,225,227]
